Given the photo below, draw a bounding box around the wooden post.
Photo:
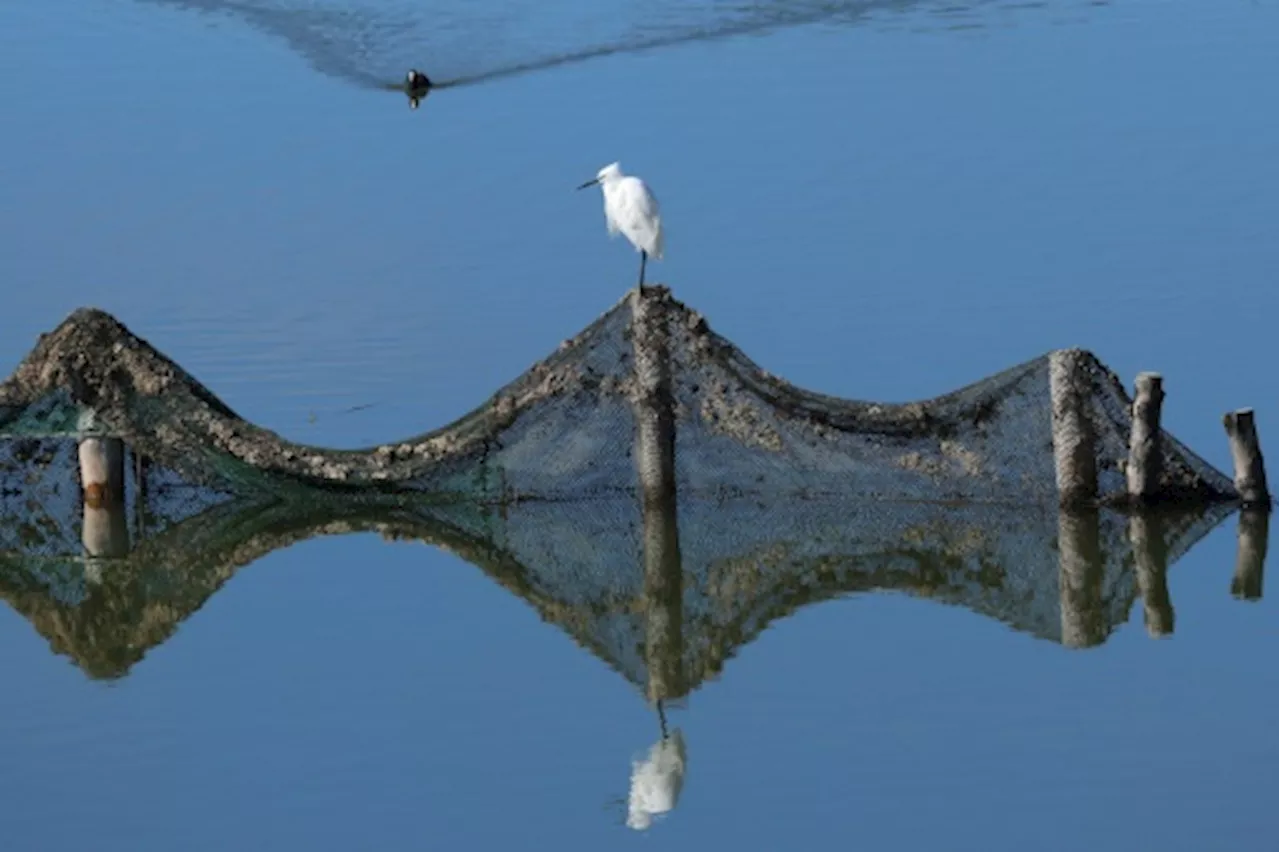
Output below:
[1222,409,1271,509]
[630,287,678,514]
[132,447,148,538]
[1128,512,1173,637]
[641,479,685,705]
[82,496,130,563]
[1058,507,1105,649]
[78,437,124,509]
[1231,509,1269,601]
[1126,373,1164,503]
[1050,350,1098,507]
[630,287,685,704]
[80,437,129,576]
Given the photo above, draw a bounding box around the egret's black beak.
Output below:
[576,178,599,190]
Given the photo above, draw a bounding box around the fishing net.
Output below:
[0,287,1236,503]
[0,287,1241,682]
[0,473,1234,682]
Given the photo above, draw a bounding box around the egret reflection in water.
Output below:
[139,0,1083,105]
[626,719,687,831]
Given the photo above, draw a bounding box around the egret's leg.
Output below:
[638,251,648,291]
[657,700,668,741]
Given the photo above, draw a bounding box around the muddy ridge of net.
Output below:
[0,286,1240,505]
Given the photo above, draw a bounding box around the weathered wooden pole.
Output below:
[1231,509,1269,601]
[79,437,129,571]
[77,402,129,569]
[1222,409,1271,509]
[1126,372,1164,503]
[78,436,124,510]
[630,286,686,704]
[641,479,685,705]
[1050,350,1098,507]
[1127,512,1173,637]
[132,448,148,537]
[82,494,130,563]
[1058,507,1105,649]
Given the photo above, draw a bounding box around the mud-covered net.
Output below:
[0,288,1245,683]
[0,288,1236,503]
[139,0,1089,95]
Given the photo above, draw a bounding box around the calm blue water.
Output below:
[0,1,1276,849]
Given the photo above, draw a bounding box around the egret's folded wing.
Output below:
[618,179,664,258]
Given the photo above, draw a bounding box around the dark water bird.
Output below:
[404,68,431,108]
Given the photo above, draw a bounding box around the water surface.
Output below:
[0,0,1275,849]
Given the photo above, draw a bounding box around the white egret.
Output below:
[619,700,687,831]
[577,162,664,289]
[626,728,686,830]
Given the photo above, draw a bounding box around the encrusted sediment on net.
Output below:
[1,303,619,489]
[0,289,1241,502]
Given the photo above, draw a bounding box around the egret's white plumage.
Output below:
[578,162,664,287]
[626,729,686,831]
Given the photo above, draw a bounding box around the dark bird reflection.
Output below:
[136,1,1091,107]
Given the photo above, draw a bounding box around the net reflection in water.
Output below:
[0,286,1257,684]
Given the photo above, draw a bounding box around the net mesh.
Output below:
[0,287,1243,682]
[0,480,1236,683]
[0,288,1236,503]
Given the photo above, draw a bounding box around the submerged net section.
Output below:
[0,437,237,561]
[137,0,1078,95]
